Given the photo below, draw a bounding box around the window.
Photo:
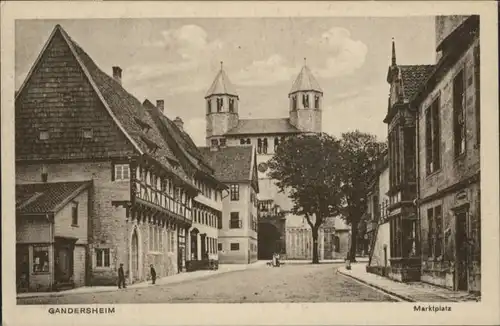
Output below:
[425,97,441,174]
[149,225,154,251]
[219,138,226,147]
[453,70,466,156]
[82,127,93,139]
[427,205,443,258]
[207,99,212,114]
[217,98,223,112]
[262,138,268,154]
[39,129,49,140]
[230,243,240,251]
[389,129,401,187]
[71,202,79,226]
[33,246,50,273]
[292,96,297,110]
[333,236,340,253]
[404,127,416,181]
[95,248,110,268]
[257,138,262,154]
[390,217,402,258]
[229,98,235,112]
[159,228,163,250]
[240,138,245,145]
[211,139,218,147]
[217,214,222,229]
[230,212,241,228]
[314,95,320,109]
[274,137,280,152]
[114,164,130,181]
[474,45,480,146]
[218,243,222,251]
[303,94,309,108]
[230,184,239,201]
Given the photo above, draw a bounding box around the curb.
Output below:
[336,268,415,302]
[17,263,265,300]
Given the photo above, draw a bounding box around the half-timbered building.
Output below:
[15,24,199,287]
[144,99,226,271]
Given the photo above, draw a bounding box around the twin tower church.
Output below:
[203,61,351,261]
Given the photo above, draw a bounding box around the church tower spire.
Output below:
[288,59,322,133]
[205,62,239,147]
[391,37,397,66]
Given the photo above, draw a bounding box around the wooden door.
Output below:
[56,245,72,283]
[455,210,469,291]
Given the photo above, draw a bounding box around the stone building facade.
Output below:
[416,15,480,293]
[14,25,214,288]
[369,15,480,294]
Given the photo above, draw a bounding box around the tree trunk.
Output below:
[349,219,358,262]
[311,226,320,264]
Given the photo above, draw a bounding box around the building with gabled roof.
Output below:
[16,181,92,292]
[15,24,201,289]
[199,145,259,263]
[144,99,227,270]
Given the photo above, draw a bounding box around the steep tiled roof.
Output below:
[15,25,195,188]
[225,118,301,136]
[143,99,214,176]
[399,65,435,102]
[16,181,91,215]
[289,65,322,95]
[198,146,253,182]
[205,67,238,98]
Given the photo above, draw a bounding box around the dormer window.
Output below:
[314,95,320,109]
[219,138,226,147]
[39,129,49,140]
[82,127,93,139]
[207,99,212,114]
[229,98,235,112]
[303,94,309,108]
[217,98,223,112]
[211,139,218,147]
[292,96,297,110]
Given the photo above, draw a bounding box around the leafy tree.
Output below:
[337,131,387,262]
[268,133,343,264]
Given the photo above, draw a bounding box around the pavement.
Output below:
[337,263,481,302]
[19,261,396,304]
[17,260,267,299]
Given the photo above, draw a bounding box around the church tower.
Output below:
[288,59,323,133]
[205,62,239,147]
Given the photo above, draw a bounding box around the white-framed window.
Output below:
[114,164,130,181]
[39,129,49,141]
[82,127,93,139]
[33,246,50,273]
[95,248,111,268]
[71,201,79,226]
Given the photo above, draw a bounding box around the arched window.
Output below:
[246,138,251,144]
[263,138,268,154]
[257,139,262,154]
[217,98,223,112]
[303,94,309,108]
[207,99,212,114]
[315,95,320,109]
[229,98,235,112]
[240,138,245,145]
[292,96,297,110]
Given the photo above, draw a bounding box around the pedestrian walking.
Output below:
[118,263,126,289]
[150,264,157,285]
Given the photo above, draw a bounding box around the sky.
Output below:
[15,17,436,145]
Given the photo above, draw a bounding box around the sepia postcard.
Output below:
[1,1,499,325]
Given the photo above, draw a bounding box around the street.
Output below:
[18,263,396,304]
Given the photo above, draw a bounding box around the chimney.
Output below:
[156,100,165,113]
[112,66,122,85]
[174,117,184,131]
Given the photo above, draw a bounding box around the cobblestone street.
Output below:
[18,263,396,304]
